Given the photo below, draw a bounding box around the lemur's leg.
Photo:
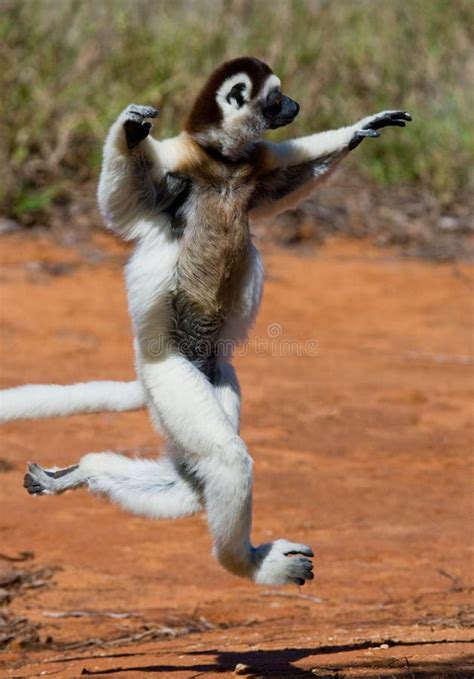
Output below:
[97,104,189,239]
[140,353,314,586]
[214,359,241,432]
[23,359,311,583]
[22,361,239,518]
[24,455,202,520]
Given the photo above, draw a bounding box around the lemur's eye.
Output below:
[226,83,247,108]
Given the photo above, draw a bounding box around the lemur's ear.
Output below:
[226,83,247,108]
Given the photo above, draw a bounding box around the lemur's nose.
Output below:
[288,98,300,117]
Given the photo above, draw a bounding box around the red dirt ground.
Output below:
[0,231,473,677]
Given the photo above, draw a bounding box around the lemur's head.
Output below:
[185,57,299,158]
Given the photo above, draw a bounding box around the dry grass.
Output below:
[0,0,472,221]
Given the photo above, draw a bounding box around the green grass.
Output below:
[0,0,472,221]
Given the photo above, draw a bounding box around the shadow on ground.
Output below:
[77,642,474,677]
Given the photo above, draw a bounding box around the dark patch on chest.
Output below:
[170,293,224,382]
[159,172,192,238]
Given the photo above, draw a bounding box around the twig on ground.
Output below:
[42,611,140,620]
[438,569,464,593]
[0,551,34,562]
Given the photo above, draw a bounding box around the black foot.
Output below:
[23,465,45,495]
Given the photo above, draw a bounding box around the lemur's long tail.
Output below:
[0,381,146,422]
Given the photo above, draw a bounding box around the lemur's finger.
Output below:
[284,545,315,558]
[24,473,42,494]
[353,129,380,139]
[362,129,381,137]
[348,128,381,150]
[388,110,411,120]
[290,555,313,569]
[369,119,407,130]
[378,110,412,121]
[124,119,153,150]
[124,113,144,125]
[127,104,160,119]
[143,107,159,119]
[366,111,412,130]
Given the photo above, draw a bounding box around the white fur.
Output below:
[260,73,281,98]
[266,125,356,168]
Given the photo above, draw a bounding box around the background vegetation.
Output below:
[0,0,472,223]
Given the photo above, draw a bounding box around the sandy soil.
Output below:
[0,231,473,678]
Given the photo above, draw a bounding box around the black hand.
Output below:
[124,120,152,149]
[363,110,412,131]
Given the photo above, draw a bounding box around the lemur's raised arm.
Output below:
[98,105,191,240]
[3,57,411,590]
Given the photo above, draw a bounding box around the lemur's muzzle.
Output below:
[268,96,300,129]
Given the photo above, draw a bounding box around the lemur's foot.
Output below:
[122,104,160,150]
[23,462,80,496]
[253,539,315,586]
[350,110,412,150]
[24,463,57,495]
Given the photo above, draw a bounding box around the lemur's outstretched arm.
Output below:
[266,110,412,168]
[251,110,412,216]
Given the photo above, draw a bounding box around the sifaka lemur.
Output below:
[0,57,411,586]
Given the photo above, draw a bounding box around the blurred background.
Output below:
[0,0,473,257]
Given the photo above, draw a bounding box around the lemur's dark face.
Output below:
[261,88,300,130]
